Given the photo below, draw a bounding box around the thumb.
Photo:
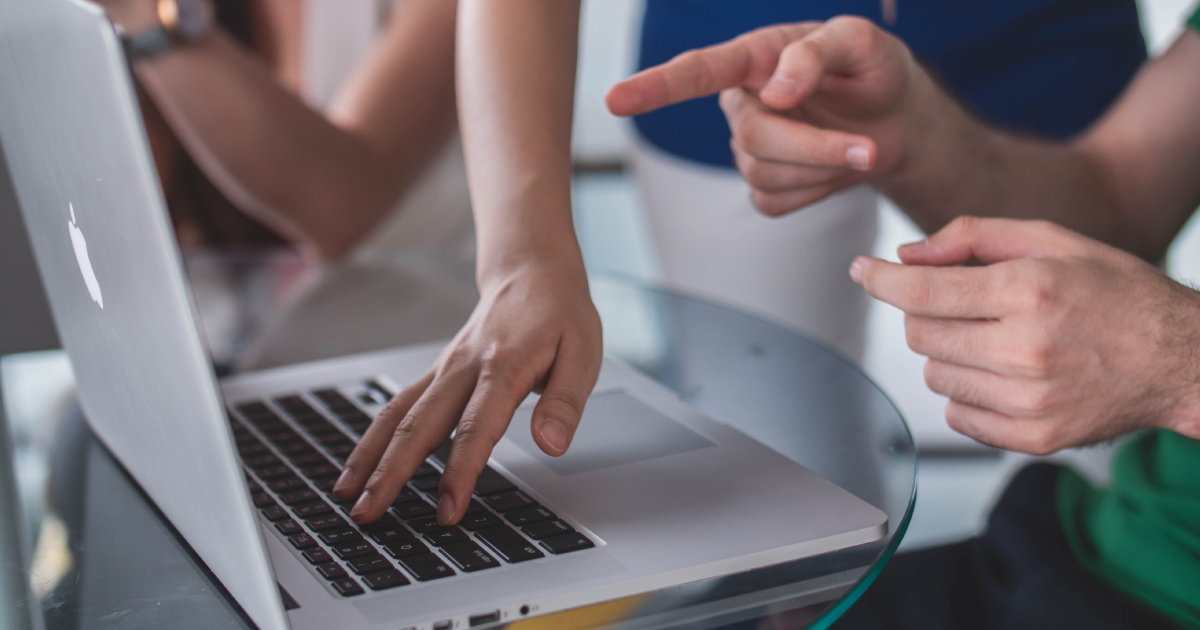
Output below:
[530,338,600,457]
[898,217,1087,266]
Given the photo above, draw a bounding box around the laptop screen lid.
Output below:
[0,2,288,628]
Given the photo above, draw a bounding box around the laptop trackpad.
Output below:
[504,390,716,476]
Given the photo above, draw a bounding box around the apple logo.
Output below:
[67,203,103,309]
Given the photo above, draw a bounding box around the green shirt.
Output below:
[1059,431,1200,628]
[1057,15,1200,628]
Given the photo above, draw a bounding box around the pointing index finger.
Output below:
[606,22,819,117]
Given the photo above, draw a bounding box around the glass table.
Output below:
[0,252,916,630]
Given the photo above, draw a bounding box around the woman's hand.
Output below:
[852,217,1200,454]
[332,261,602,525]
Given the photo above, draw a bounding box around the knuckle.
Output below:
[539,387,586,420]
[946,215,982,240]
[902,279,935,313]
[440,343,476,374]
[733,115,767,153]
[905,317,932,354]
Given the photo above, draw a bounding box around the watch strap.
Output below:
[122,25,175,61]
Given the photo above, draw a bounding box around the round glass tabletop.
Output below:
[1,254,915,630]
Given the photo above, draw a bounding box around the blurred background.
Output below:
[2,0,1199,580]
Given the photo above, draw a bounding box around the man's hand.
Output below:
[332,263,602,525]
[851,217,1200,454]
[607,17,931,215]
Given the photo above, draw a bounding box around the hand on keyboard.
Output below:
[330,266,603,525]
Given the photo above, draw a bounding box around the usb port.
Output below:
[469,611,501,627]
[433,621,452,630]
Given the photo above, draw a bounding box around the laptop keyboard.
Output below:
[230,383,595,598]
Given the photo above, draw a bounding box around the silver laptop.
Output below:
[0,1,887,629]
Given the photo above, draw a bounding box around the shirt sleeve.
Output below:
[1191,4,1200,31]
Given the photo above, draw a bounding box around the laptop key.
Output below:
[440,541,499,572]
[459,511,503,531]
[505,506,556,527]
[277,442,316,457]
[398,553,454,581]
[411,474,441,493]
[391,486,420,505]
[538,532,595,555]
[383,539,430,559]
[278,489,319,506]
[392,499,436,520]
[424,527,469,547]
[293,502,334,519]
[288,533,318,550]
[290,453,330,468]
[251,492,276,508]
[475,526,544,564]
[305,514,348,531]
[302,548,332,565]
[301,464,341,479]
[481,490,537,513]
[430,440,453,466]
[522,520,575,540]
[346,554,390,575]
[331,540,376,560]
[407,518,440,534]
[267,477,306,493]
[466,500,488,514]
[255,465,294,481]
[243,454,283,470]
[238,442,268,458]
[310,477,338,492]
[474,467,516,496]
[326,444,354,459]
[261,506,289,521]
[318,528,363,546]
[368,525,413,545]
[361,569,409,591]
[331,577,364,597]
[316,562,347,580]
[275,519,302,536]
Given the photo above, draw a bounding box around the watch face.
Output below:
[168,0,213,42]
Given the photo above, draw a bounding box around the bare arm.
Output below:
[106,0,458,258]
[329,0,603,527]
[456,0,583,281]
[881,31,1200,261]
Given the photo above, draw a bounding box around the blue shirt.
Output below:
[635,0,1146,168]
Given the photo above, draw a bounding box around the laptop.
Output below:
[0,1,887,629]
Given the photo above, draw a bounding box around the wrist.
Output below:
[1160,286,1200,441]
[477,244,587,292]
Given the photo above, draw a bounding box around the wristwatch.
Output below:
[121,0,214,61]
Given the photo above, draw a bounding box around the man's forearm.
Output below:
[457,0,585,284]
[877,71,1131,255]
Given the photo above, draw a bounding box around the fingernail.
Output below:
[437,493,456,525]
[539,419,570,454]
[846,144,871,171]
[898,238,929,254]
[762,76,799,101]
[332,467,355,497]
[349,490,372,520]
[849,258,864,284]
